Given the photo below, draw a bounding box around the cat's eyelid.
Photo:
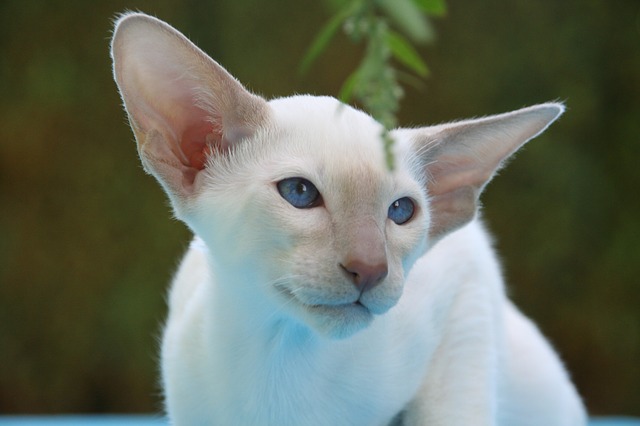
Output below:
[271,165,321,183]
[389,174,423,202]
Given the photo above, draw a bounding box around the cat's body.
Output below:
[111,13,586,425]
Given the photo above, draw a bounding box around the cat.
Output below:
[111,12,587,426]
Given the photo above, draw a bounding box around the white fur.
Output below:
[111,12,587,425]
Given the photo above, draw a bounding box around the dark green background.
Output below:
[1,0,638,416]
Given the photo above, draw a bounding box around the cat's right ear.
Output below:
[111,12,269,208]
[398,103,564,243]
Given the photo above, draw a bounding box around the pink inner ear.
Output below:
[180,120,223,171]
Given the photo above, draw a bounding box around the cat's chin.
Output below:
[275,287,374,339]
[304,302,375,340]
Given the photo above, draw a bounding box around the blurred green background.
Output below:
[1,0,639,416]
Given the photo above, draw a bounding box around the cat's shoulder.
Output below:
[424,218,502,275]
[167,237,210,319]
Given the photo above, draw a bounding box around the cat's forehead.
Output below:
[267,95,389,172]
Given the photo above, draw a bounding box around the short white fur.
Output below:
[111,12,587,425]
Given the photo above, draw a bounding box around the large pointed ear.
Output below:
[399,103,564,242]
[110,12,269,209]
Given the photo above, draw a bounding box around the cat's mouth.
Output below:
[274,285,374,338]
[309,299,370,314]
[275,285,368,310]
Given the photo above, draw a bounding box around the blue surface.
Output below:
[0,416,639,425]
[0,416,165,425]
[590,419,640,426]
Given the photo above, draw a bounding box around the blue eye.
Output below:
[388,197,415,225]
[277,177,321,209]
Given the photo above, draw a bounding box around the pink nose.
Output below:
[341,260,388,294]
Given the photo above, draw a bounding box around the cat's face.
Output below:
[111,12,564,340]
[188,96,429,339]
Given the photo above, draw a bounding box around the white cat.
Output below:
[111,12,587,426]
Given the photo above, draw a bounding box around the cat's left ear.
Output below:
[111,12,269,210]
[398,103,564,242]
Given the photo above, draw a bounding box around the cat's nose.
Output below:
[340,259,388,294]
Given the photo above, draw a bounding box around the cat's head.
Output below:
[111,12,564,339]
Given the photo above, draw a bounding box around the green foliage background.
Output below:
[1,0,639,416]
